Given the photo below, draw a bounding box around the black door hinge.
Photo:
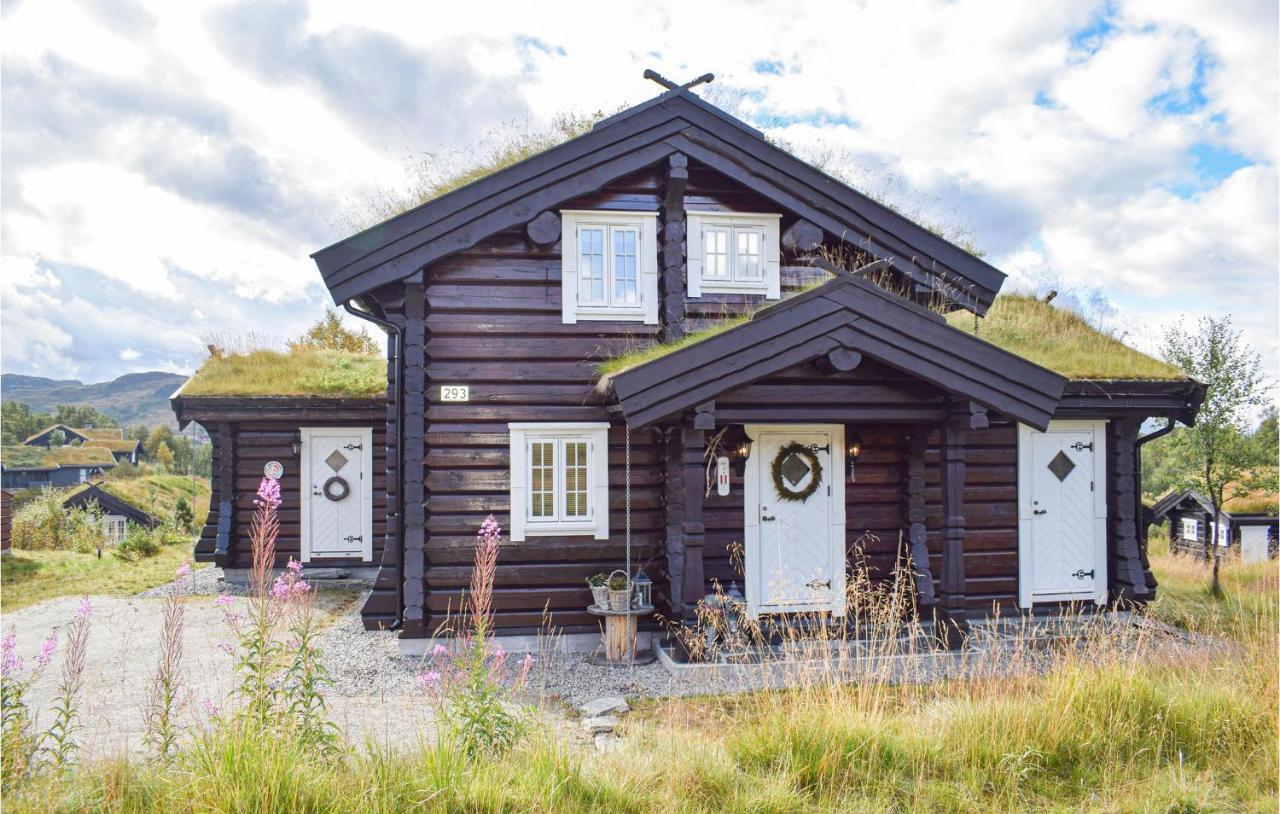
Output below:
[343,535,363,544]
[1071,569,1095,580]
[343,443,363,451]
[1070,441,1093,452]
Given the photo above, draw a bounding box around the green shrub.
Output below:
[172,498,194,533]
[113,526,160,561]
[11,489,102,553]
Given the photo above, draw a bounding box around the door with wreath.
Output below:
[743,425,847,617]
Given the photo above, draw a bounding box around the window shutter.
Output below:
[642,217,659,325]
[560,213,578,324]
[592,433,610,540]
[509,430,527,541]
[765,217,781,300]
[686,213,703,298]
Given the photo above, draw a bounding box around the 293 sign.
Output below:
[440,385,470,402]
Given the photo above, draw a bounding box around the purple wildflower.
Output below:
[2,632,21,677]
[477,514,502,545]
[516,652,535,683]
[77,597,93,619]
[415,670,442,689]
[201,699,220,716]
[176,561,192,578]
[254,477,281,508]
[286,559,302,573]
[431,643,448,658]
[214,594,235,607]
[34,633,58,669]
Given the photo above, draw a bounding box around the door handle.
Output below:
[806,578,831,590]
[312,488,322,496]
[761,514,776,522]
[1033,509,1047,515]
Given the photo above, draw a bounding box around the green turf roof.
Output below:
[945,295,1187,380]
[1,445,117,470]
[179,349,385,398]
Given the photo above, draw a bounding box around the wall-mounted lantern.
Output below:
[846,432,863,481]
[291,432,303,457]
[733,437,753,477]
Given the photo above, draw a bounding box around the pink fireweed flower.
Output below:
[176,561,192,578]
[34,633,58,669]
[214,594,235,607]
[477,514,502,544]
[254,476,281,508]
[491,646,507,668]
[516,652,535,684]
[201,699,220,716]
[431,643,448,658]
[415,670,442,689]
[77,597,93,619]
[2,632,21,677]
[286,559,302,573]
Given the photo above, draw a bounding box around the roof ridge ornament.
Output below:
[642,69,715,92]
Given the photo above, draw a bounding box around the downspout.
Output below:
[343,299,404,630]
[1134,418,1177,581]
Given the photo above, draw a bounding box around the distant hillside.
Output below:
[1,371,189,429]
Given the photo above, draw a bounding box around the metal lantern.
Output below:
[846,431,863,481]
[725,581,746,636]
[632,568,653,608]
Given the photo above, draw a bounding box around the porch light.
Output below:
[733,437,752,477]
[291,432,302,457]
[846,432,863,481]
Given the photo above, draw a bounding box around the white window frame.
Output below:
[1181,517,1199,541]
[687,211,781,299]
[508,422,609,541]
[103,515,127,545]
[560,211,658,324]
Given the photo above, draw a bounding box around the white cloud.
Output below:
[0,0,1275,385]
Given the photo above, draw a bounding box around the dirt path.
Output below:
[1,592,438,758]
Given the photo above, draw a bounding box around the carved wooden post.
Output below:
[214,421,236,568]
[399,278,429,638]
[663,425,686,615]
[936,405,970,648]
[903,430,935,606]
[660,153,688,342]
[1108,419,1150,605]
[680,421,707,618]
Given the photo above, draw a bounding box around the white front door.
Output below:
[300,427,373,561]
[1018,420,1107,606]
[744,424,846,617]
[1240,526,1268,563]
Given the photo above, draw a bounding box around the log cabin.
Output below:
[1151,488,1278,562]
[174,81,1206,652]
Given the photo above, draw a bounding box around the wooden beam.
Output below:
[903,430,934,606]
[660,153,689,342]
[826,348,862,372]
[693,401,716,430]
[680,423,707,618]
[525,211,560,246]
[781,219,823,253]
[936,405,969,648]
[214,421,235,568]
[663,426,686,615]
[399,279,429,638]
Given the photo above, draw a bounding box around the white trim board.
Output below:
[1017,419,1108,608]
[299,426,374,563]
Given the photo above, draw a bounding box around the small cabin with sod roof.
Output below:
[1151,488,1278,563]
[175,77,1205,652]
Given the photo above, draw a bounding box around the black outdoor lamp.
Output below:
[846,432,863,481]
[291,432,303,457]
[733,436,753,477]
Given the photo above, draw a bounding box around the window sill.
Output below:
[570,308,649,322]
[522,523,600,538]
[696,282,771,295]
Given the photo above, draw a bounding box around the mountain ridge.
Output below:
[1,370,190,429]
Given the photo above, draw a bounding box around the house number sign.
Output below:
[440,385,470,402]
[263,461,284,480]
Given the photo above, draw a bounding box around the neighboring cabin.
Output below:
[1151,488,1278,563]
[175,84,1205,651]
[62,483,160,546]
[0,445,116,490]
[22,424,143,463]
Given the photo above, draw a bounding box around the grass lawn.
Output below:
[1,544,203,611]
[5,534,1275,812]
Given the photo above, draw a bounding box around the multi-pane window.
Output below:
[702,225,765,283]
[104,516,127,545]
[509,423,609,540]
[561,211,657,323]
[577,224,640,308]
[1181,518,1199,540]
[687,212,781,298]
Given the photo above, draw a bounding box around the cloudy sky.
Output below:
[2,0,1276,386]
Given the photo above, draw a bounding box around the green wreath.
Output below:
[770,442,824,503]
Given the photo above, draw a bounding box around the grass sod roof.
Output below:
[66,472,212,521]
[0,445,117,470]
[22,424,123,444]
[945,295,1186,381]
[179,349,385,399]
[598,291,1188,385]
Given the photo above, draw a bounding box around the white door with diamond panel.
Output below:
[1017,421,1107,607]
[300,427,373,562]
[744,425,846,617]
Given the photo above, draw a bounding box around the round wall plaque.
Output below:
[263,461,284,480]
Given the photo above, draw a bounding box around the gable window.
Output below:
[1181,517,1199,540]
[560,211,658,324]
[687,211,781,299]
[509,422,609,541]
